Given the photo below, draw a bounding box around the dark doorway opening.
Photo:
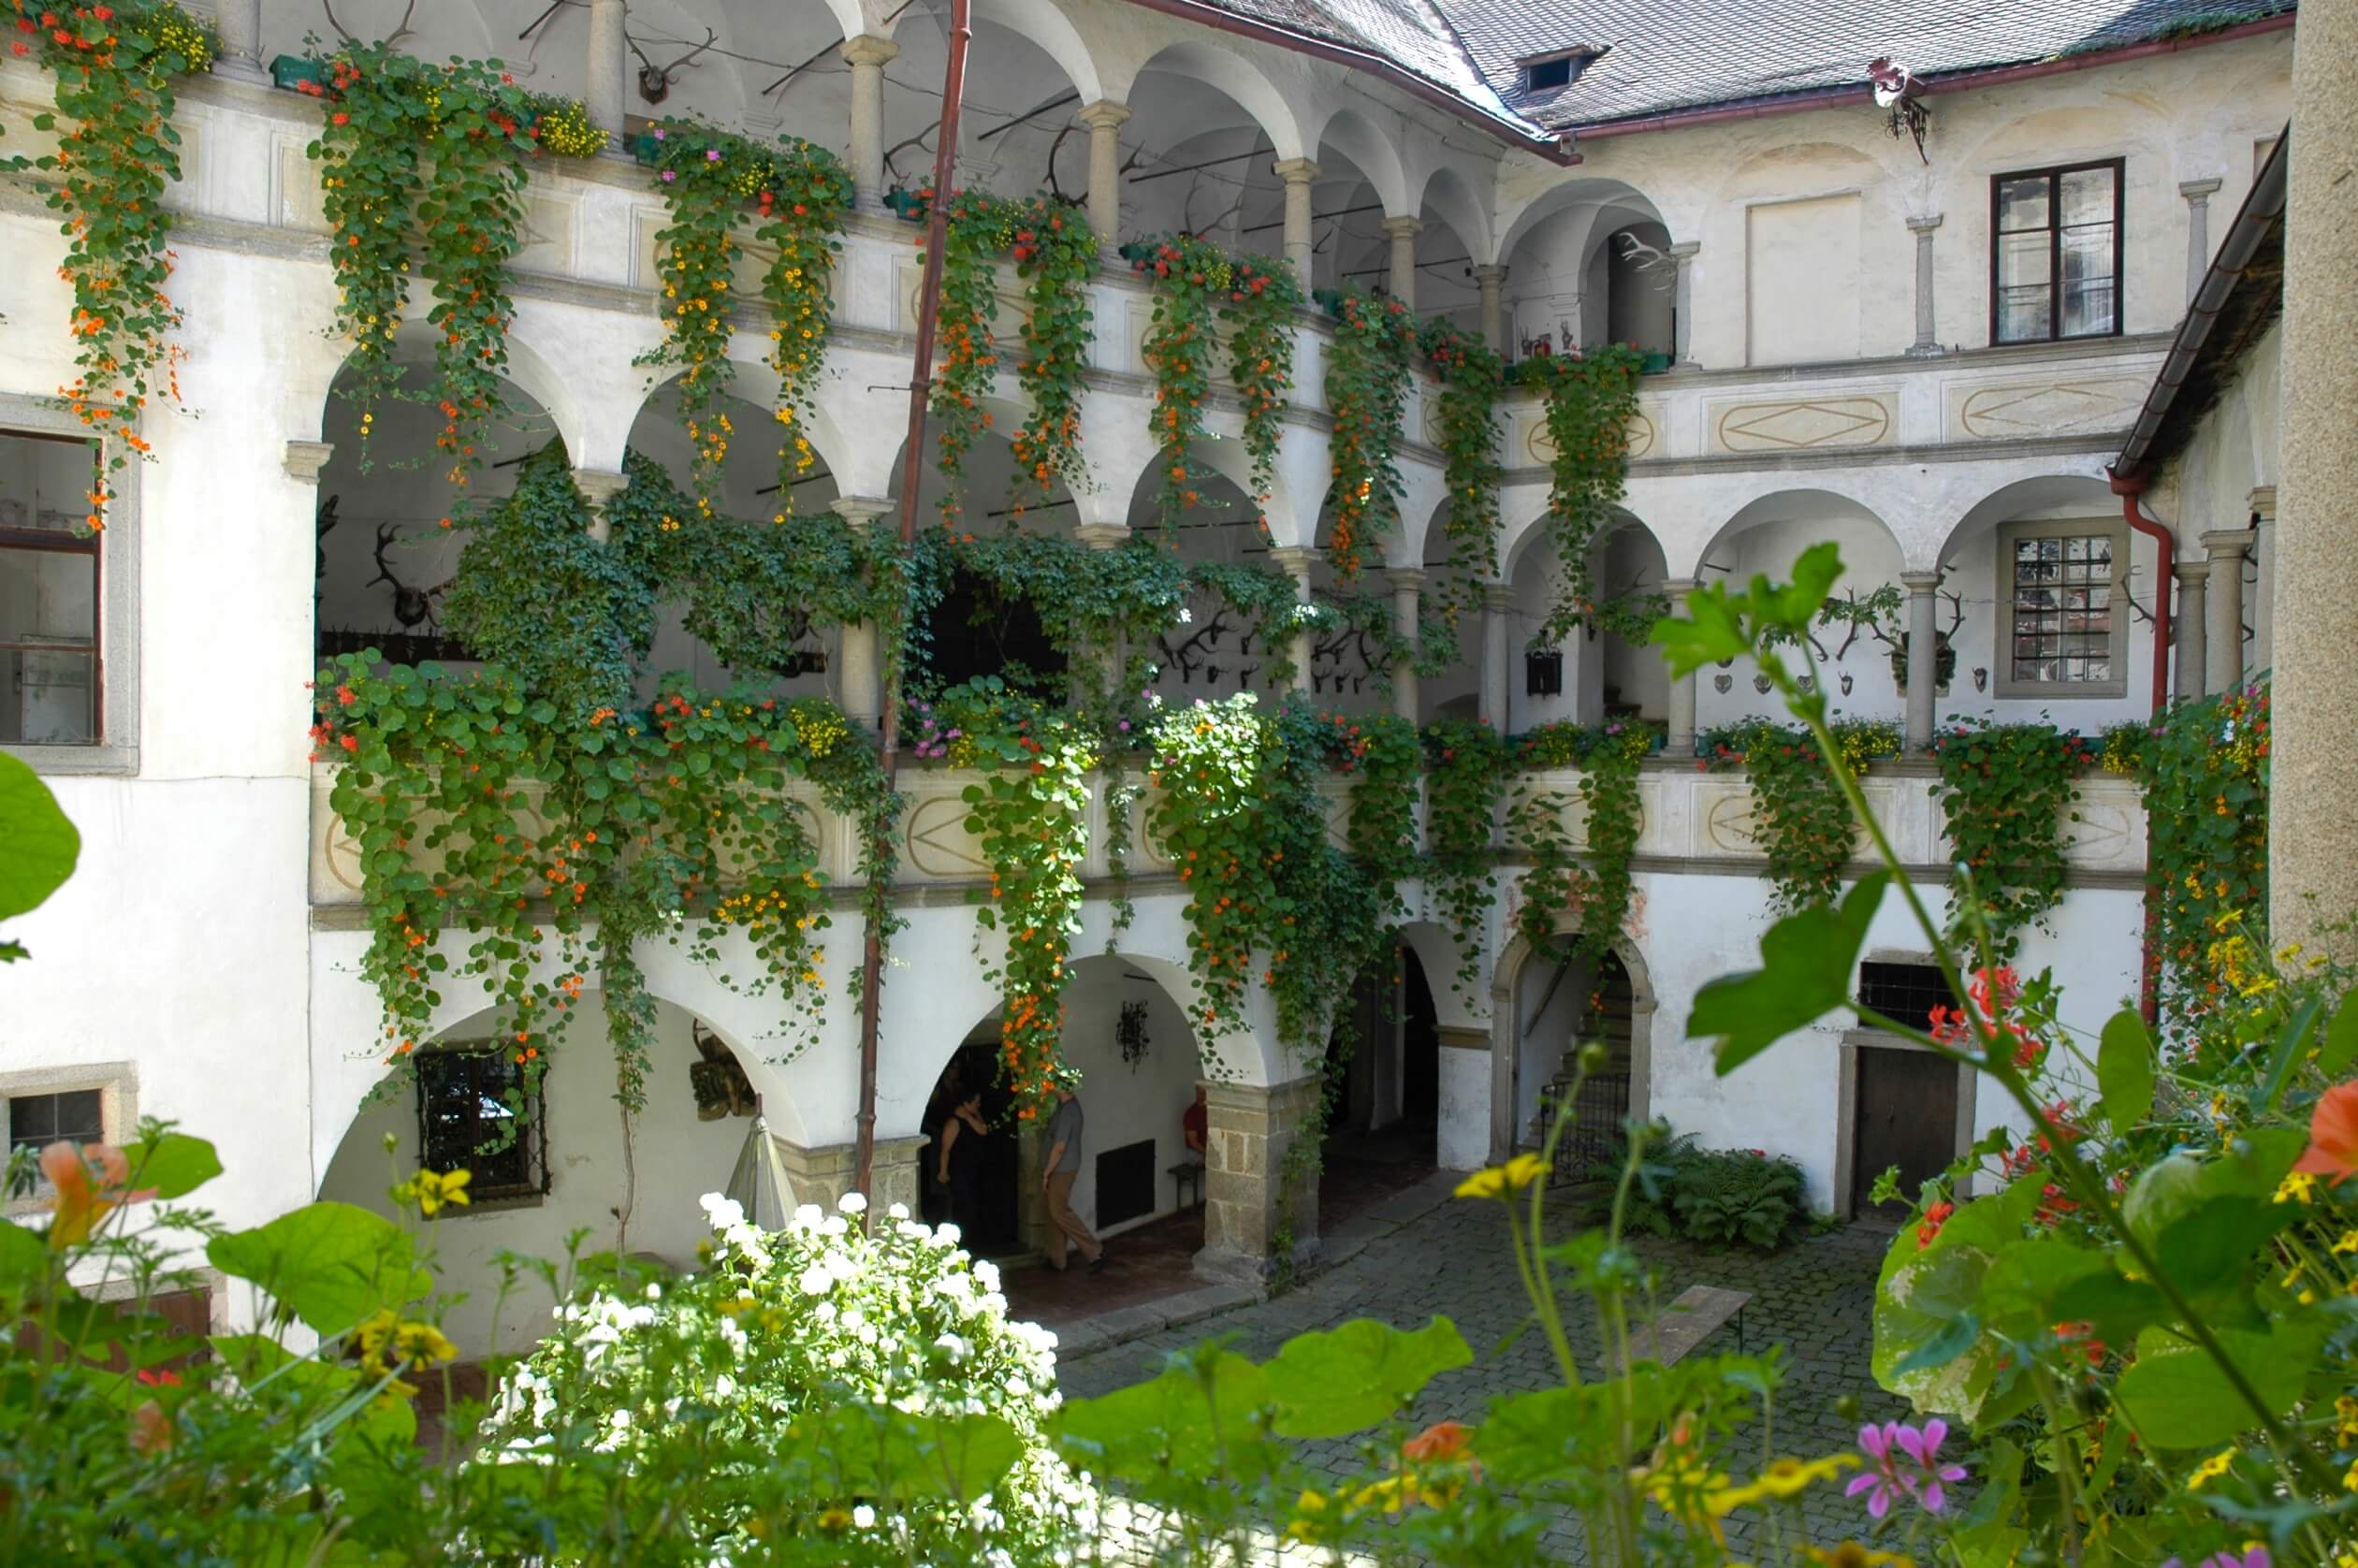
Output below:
[1851,1044,1958,1216]
[922,1041,1024,1256]
[1400,944,1439,1135]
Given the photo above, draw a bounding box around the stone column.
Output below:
[1901,570,1942,749]
[2203,529,2252,693]
[586,0,629,138]
[1661,577,1697,753]
[1274,159,1318,292]
[1381,215,1422,312]
[777,1133,928,1216]
[1195,1076,1323,1286]
[574,468,628,544]
[843,36,900,212]
[1473,264,1507,355]
[212,0,268,83]
[2180,179,2224,305]
[1077,100,1130,255]
[832,496,892,727]
[2250,485,2278,674]
[1269,545,1319,694]
[1667,241,1701,367]
[2173,559,2210,702]
[1905,214,1943,356]
[1385,567,1422,721]
[1478,581,1511,732]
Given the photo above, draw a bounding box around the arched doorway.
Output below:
[1511,944,1640,1168]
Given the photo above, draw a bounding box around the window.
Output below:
[1,1064,136,1209]
[1,430,103,747]
[8,1088,106,1159]
[417,1047,549,1204]
[1996,518,2129,699]
[1991,159,2123,343]
[1857,962,1949,1034]
[1521,49,1599,94]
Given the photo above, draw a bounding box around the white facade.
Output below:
[0,6,2293,1343]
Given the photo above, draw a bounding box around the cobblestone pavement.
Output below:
[1057,1188,1914,1561]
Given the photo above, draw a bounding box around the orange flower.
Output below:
[1403,1420,1474,1463]
[41,1140,129,1250]
[2295,1081,2358,1177]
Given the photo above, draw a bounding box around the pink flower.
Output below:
[706,148,721,162]
[2164,1552,2270,1568]
[1847,1419,1968,1518]
[1894,1418,1968,1513]
[1846,1423,1914,1518]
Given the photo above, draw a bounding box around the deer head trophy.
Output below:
[630,28,718,105]
[368,523,453,632]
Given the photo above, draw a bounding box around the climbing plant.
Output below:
[635,121,853,510]
[1422,719,1507,995]
[12,0,214,530]
[1700,717,1900,912]
[1927,719,2092,959]
[1511,720,1653,963]
[1512,344,1645,643]
[923,191,1095,527]
[1318,284,1417,580]
[1131,234,1301,529]
[1418,318,1506,628]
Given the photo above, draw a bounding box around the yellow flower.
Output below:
[392,1167,472,1216]
[2187,1446,2236,1491]
[2276,1172,2319,1206]
[1707,1454,1857,1515]
[1803,1547,1914,1568]
[353,1309,458,1379]
[1454,1153,1549,1201]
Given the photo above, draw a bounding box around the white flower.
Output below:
[852,1505,876,1530]
[699,1193,745,1230]
[973,1260,1000,1294]
[934,1331,970,1363]
[646,1283,662,1300]
[837,1190,868,1215]
[791,1202,823,1230]
[886,1201,910,1220]
[714,1373,736,1401]
[798,1264,833,1297]
[937,1221,963,1246]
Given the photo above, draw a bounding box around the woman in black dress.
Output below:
[934,1091,988,1242]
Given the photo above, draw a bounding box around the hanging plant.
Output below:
[1002,196,1096,518]
[1512,344,1644,642]
[1421,719,1507,995]
[1131,233,1300,529]
[1318,284,1417,579]
[14,0,215,530]
[308,44,544,507]
[635,122,852,512]
[2130,682,2271,1030]
[1928,719,2092,959]
[1416,318,1505,628]
[1700,717,1900,911]
[1510,720,1652,963]
[963,712,1096,1116]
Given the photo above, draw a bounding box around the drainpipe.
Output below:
[2109,472,2172,1024]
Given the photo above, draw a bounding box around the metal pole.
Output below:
[855,0,972,1211]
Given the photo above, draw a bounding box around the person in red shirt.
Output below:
[1182,1084,1208,1158]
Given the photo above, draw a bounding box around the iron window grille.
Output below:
[1857,962,1951,1035]
[416,1047,550,1203]
[1990,158,2124,344]
[1525,648,1564,697]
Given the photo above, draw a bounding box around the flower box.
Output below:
[269,54,326,93]
[1639,351,1673,374]
[882,187,929,223]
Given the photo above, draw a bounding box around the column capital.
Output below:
[1383,566,1427,591]
[1658,576,1698,595]
[1471,263,1507,284]
[1267,545,1321,579]
[1481,581,1514,611]
[1272,157,1319,185]
[1900,569,1944,591]
[831,494,894,526]
[1073,522,1129,550]
[2249,484,2278,521]
[1075,99,1130,131]
[1905,212,1944,234]
[841,34,899,67]
[2174,559,2215,586]
[282,440,335,485]
[1380,214,1423,240]
[1666,240,1701,260]
[2202,528,2255,559]
[573,467,629,511]
[2178,177,2225,201]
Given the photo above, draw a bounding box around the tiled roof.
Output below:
[1143,0,2294,138]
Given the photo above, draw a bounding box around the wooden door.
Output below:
[1851,1046,1958,1216]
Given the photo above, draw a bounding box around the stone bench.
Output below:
[1599,1285,1752,1372]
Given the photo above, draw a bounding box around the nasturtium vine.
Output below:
[1512,720,1653,964]
[1131,234,1301,529]
[1512,344,1644,643]
[1318,284,1417,579]
[12,0,214,530]
[1422,719,1507,995]
[1416,318,1505,628]
[1700,717,1899,912]
[635,121,853,510]
[1927,719,2092,959]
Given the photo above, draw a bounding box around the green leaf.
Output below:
[2112,1321,2319,1448]
[0,749,80,925]
[2122,1128,2305,1289]
[1261,1316,1471,1438]
[0,1217,48,1293]
[208,1202,431,1335]
[1055,1351,1274,1484]
[2254,994,2327,1115]
[120,1132,223,1199]
[1652,583,1748,675]
[789,1403,1020,1502]
[1892,1306,1981,1375]
[2320,993,2358,1078]
[1768,543,1844,632]
[2096,1009,2156,1132]
[1693,870,1890,1075]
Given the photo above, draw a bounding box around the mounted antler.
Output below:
[629,27,719,105]
[367,523,453,632]
[881,119,944,186]
[321,0,415,48]
[315,494,342,581]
